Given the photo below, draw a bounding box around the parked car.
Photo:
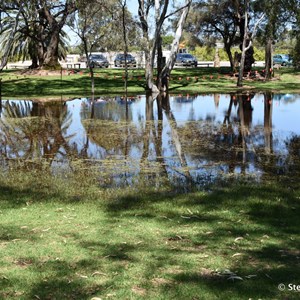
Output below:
[273,54,293,66]
[89,54,109,68]
[114,53,136,67]
[175,53,198,67]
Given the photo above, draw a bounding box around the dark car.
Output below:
[89,54,109,68]
[175,53,198,67]
[273,54,293,66]
[114,53,136,67]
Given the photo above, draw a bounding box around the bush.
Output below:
[191,46,265,62]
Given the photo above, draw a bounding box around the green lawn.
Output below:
[1,67,300,98]
[0,170,299,299]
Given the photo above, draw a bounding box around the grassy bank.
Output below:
[1,67,300,98]
[0,170,299,299]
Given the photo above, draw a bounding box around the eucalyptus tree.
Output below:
[137,0,192,93]
[286,0,300,67]
[237,0,264,87]
[187,0,242,71]
[254,0,291,79]
[71,0,134,94]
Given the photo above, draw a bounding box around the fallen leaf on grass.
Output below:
[205,231,214,235]
[227,275,243,281]
[42,228,51,232]
[232,253,243,257]
[76,272,88,279]
[198,254,209,259]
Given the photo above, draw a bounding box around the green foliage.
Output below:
[191,46,265,61]
[291,38,300,67]
[253,47,265,61]
[162,35,174,48]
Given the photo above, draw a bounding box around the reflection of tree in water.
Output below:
[80,97,136,122]
[0,100,74,170]
[80,98,142,156]
[80,97,144,186]
[1,94,298,188]
[174,92,295,181]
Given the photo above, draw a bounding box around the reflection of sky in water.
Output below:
[1,93,300,185]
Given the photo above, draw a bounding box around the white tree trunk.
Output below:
[162,0,192,79]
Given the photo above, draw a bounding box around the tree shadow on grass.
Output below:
[100,181,299,299]
[0,170,299,299]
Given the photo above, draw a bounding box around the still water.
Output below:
[1,92,299,188]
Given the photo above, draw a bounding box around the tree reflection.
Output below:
[172,92,292,182]
[0,93,299,188]
[0,100,74,170]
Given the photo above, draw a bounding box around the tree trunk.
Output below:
[83,39,95,95]
[29,54,39,69]
[156,36,164,90]
[224,44,234,72]
[160,0,192,88]
[40,1,77,69]
[237,0,249,87]
[265,38,273,79]
[122,0,129,100]
[42,28,61,69]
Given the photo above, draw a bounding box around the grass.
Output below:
[1,67,300,98]
[0,168,299,299]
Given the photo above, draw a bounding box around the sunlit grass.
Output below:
[1,67,300,98]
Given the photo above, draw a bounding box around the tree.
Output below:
[237,0,264,87]
[0,5,69,69]
[0,0,77,70]
[254,0,290,79]
[286,0,300,67]
[39,0,77,69]
[137,0,192,93]
[187,0,241,71]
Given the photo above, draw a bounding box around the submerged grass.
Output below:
[1,67,300,98]
[0,168,299,299]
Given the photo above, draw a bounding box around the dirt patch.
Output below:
[151,277,174,286]
[131,286,147,296]
[18,69,64,76]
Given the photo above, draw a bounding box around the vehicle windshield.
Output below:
[181,54,194,58]
[117,54,133,58]
[91,55,104,59]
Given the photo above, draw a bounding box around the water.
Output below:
[1,92,299,188]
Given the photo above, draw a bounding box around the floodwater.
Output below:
[1,92,300,189]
